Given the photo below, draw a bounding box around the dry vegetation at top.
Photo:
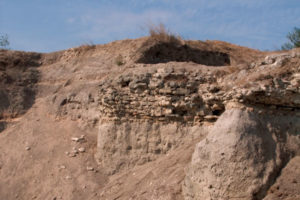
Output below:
[135,24,232,66]
[147,23,183,45]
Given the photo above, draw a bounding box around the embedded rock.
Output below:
[183,109,300,200]
[95,66,224,174]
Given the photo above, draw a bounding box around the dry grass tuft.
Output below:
[147,23,183,45]
[115,54,125,66]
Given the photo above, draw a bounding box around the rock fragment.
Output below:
[78,147,85,153]
[71,135,85,142]
[87,166,94,171]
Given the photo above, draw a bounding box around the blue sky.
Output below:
[0,0,299,52]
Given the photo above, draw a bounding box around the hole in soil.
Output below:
[0,122,6,132]
[60,99,67,106]
[137,42,230,66]
[212,109,224,116]
[173,108,188,116]
[126,145,132,151]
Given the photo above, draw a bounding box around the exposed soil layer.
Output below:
[0,50,41,123]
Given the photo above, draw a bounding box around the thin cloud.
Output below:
[2,0,299,52]
[73,9,174,43]
[67,0,299,50]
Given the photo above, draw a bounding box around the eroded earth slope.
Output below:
[0,37,299,200]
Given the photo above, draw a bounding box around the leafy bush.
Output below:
[281,27,300,50]
[0,34,9,49]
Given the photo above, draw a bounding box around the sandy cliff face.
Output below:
[0,38,299,200]
[96,65,224,174]
[96,45,300,199]
[182,51,300,200]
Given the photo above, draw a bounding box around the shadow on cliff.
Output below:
[136,42,231,66]
[0,50,41,132]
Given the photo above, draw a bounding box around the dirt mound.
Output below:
[0,38,299,200]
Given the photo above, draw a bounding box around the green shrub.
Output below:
[281,27,300,50]
[0,34,9,49]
